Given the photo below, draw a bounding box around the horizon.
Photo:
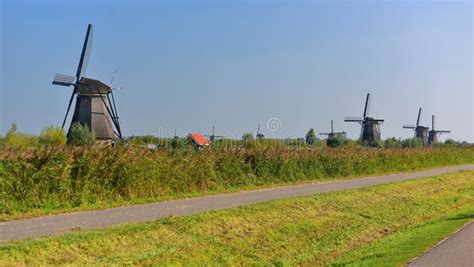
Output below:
[1,1,473,142]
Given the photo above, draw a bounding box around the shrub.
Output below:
[68,123,96,145]
[401,138,423,148]
[444,139,458,146]
[242,132,254,142]
[305,129,317,145]
[384,137,401,149]
[5,123,38,148]
[327,135,345,148]
[39,126,67,146]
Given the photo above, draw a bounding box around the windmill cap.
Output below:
[77,77,112,94]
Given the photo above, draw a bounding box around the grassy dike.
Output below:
[1,171,473,266]
[1,146,474,220]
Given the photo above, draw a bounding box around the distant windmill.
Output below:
[256,124,265,139]
[345,93,384,143]
[52,24,122,141]
[204,126,224,142]
[403,108,429,145]
[320,120,346,139]
[173,129,179,140]
[428,115,450,145]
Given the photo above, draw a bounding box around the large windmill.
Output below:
[319,120,346,139]
[428,115,450,145]
[403,108,429,145]
[52,24,122,141]
[345,93,384,143]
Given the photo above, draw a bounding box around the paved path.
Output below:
[1,164,474,243]
[409,221,474,267]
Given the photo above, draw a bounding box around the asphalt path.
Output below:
[408,221,474,267]
[1,164,473,243]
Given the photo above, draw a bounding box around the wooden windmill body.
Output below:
[428,115,450,145]
[345,93,384,143]
[403,108,429,145]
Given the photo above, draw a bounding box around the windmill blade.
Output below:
[330,120,334,133]
[75,24,93,81]
[437,130,451,133]
[52,74,75,86]
[373,119,385,122]
[110,69,118,85]
[416,108,422,126]
[334,131,346,135]
[403,124,416,129]
[111,87,125,90]
[432,115,435,130]
[61,91,76,129]
[319,133,330,136]
[363,93,371,118]
[345,116,363,122]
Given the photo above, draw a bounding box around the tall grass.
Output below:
[1,146,473,218]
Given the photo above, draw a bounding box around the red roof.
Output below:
[189,133,210,147]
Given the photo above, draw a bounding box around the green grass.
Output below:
[1,171,473,266]
[2,146,474,221]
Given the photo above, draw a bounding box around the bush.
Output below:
[5,123,38,148]
[401,138,423,148]
[68,123,96,145]
[444,139,458,146]
[327,135,345,148]
[384,138,401,149]
[305,129,317,145]
[242,132,254,142]
[39,126,67,146]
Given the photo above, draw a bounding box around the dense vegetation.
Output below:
[1,145,473,220]
[2,171,473,265]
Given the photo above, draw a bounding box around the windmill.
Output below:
[345,93,384,143]
[204,126,224,142]
[428,115,450,145]
[256,124,265,139]
[52,24,122,141]
[173,129,179,140]
[319,120,346,139]
[403,108,429,145]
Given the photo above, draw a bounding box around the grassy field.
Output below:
[1,146,473,221]
[1,171,473,266]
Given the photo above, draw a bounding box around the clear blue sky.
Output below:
[1,1,473,141]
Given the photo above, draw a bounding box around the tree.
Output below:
[68,123,96,145]
[39,126,67,146]
[305,128,317,145]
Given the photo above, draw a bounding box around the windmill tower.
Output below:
[52,24,122,141]
[319,120,346,139]
[403,108,429,145]
[428,115,450,145]
[345,93,384,143]
[204,126,224,142]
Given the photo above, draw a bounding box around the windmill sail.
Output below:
[76,24,93,82]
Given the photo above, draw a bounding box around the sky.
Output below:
[1,0,473,142]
